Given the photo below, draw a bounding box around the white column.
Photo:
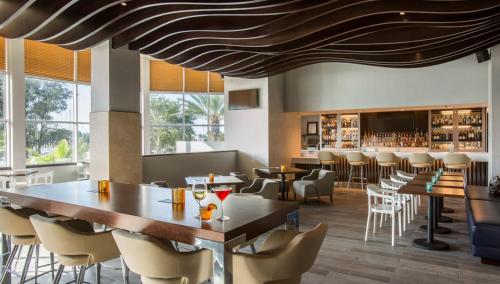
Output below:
[89,41,142,184]
[488,45,500,179]
[141,57,151,155]
[6,39,25,170]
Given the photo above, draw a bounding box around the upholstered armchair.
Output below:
[240,178,279,200]
[293,170,335,203]
[231,223,327,284]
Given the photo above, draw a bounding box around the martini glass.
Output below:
[213,186,232,221]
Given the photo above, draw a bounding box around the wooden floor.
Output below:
[5,186,500,284]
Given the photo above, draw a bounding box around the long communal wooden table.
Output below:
[0,181,299,284]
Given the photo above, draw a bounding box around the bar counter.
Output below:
[292,149,488,186]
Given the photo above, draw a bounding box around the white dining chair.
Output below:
[365,184,402,246]
[380,179,411,231]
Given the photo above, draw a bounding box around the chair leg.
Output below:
[378,166,382,185]
[1,245,19,284]
[379,212,384,228]
[360,165,364,190]
[20,245,35,284]
[391,211,395,246]
[347,165,353,189]
[120,256,130,284]
[76,266,87,284]
[95,263,101,284]
[54,265,65,284]
[373,212,377,233]
[330,194,333,203]
[398,211,402,237]
[50,252,55,280]
[35,244,40,284]
[364,211,372,242]
[402,203,406,231]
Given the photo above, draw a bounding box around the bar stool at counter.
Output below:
[409,153,435,174]
[376,152,400,184]
[346,151,369,190]
[318,151,338,172]
[442,153,471,214]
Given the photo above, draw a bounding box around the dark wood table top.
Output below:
[258,167,307,175]
[0,169,38,177]
[407,179,464,188]
[185,176,244,187]
[399,184,464,198]
[0,181,298,244]
[414,175,464,182]
[419,171,464,176]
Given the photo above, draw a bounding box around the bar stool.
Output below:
[0,207,55,284]
[376,152,399,184]
[443,153,471,214]
[443,153,471,186]
[30,215,122,284]
[318,151,337,172]
[409,153,435,208]
[346,151,369,190]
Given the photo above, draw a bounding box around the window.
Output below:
[148,61,224,154]
[24,40,91,165]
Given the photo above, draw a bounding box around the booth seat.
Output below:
[465,186,500,264]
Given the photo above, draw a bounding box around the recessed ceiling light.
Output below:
[400,11,406,16]
[121,1,127,6]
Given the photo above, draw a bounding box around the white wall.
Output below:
[142,151,237,187]
[224,77,270,176]
[284,55,489,112]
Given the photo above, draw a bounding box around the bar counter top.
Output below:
[293,149,488,165]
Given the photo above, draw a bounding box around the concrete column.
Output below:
[140,57,151,155]
[488,45,500,179]
[89,41,142,184]
[6,39,25,170]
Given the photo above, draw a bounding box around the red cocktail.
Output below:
[213,187,232,221]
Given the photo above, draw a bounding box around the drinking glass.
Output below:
[431,176,437,184]
[214,186,232,221]
[192,178,208,208]
[426,181,433,192]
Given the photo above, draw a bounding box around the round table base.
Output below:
[442,207,454,213]
[420,225,451,234]
[438,216,453,223]
[414,238,449,250]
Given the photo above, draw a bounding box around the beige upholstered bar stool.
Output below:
[318,151,337,172]
[231,223,327,284]
[0,207,54,284]
[30,215,121,284]
[408,153,435,174]
[376,152,400,184]
[443,153,471,186]
[112,229,212,284]
[346,151,369,190]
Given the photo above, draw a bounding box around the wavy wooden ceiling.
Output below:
[1,0,499,78]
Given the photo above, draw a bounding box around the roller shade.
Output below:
[0,37,5,71]
[25,40,74,81]
[77,49,91,83]
[185,68,208,93]
[150,60,183,92]
[209,72,224,92]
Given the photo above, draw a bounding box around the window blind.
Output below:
[77,49,91,83]
[209,72,224,92]
[25,40,74,81]
[185,68,208,93]
[0,37,5,71]
[150,60,183,92]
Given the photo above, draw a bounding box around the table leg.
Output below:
[437,197,453,222]
[420,197,451,234]
[414,196,449,250]
[280,174,286,200]
[194,238,230,284]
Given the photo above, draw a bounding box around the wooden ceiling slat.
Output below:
[1,1,499,78]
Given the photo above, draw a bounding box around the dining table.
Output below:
[257,167,307,200]
[399,179,464,251]
[0,180,299,284]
